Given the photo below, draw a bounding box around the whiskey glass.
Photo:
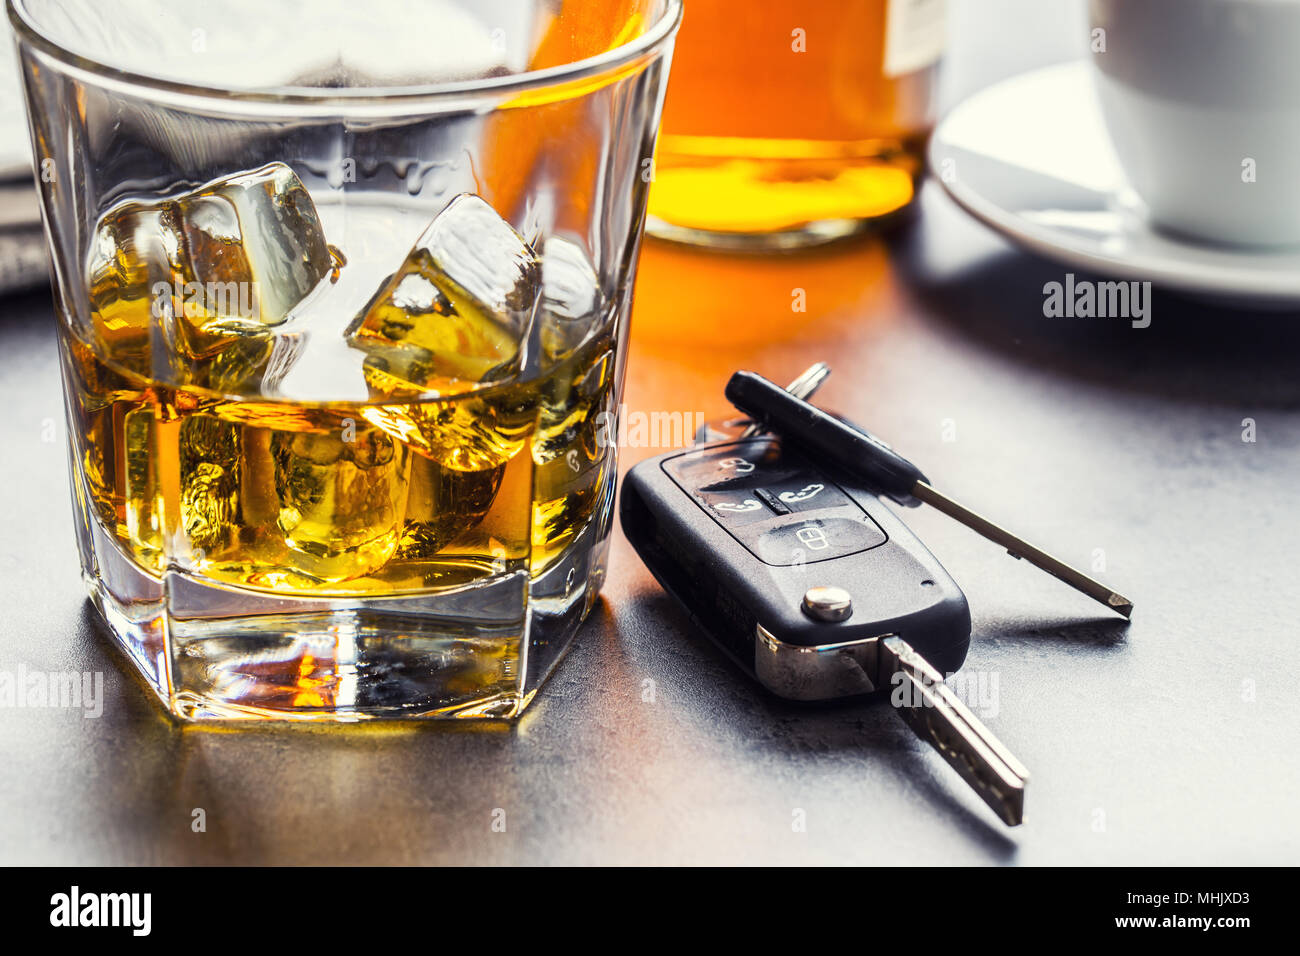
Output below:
[8,0,679,720]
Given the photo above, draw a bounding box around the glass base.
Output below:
[646,136,925,251]
[645,213,892,252]
[79,488,612,722]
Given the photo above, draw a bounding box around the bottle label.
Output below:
[884,0,948,77]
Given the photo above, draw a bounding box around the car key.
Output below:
[725,370,1135,618]
[694,362,831,446]
[621,433,1030,826]
[737,362,830,438]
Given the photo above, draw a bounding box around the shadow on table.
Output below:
[890,198,1300,408]
[983,615,1130,649]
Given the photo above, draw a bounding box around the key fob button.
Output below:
[763,478,853,512]
[753,515,886,566]
[697,490,773,525]
[663,439,783,488]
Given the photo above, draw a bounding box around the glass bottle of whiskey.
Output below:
[648,0,946,249]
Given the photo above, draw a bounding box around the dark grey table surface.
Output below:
[2,2,1297,865]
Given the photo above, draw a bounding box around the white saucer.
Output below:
[930,61,1300,306]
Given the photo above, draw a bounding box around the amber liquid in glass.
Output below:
[649,0,943,246]
[68,198,614,599]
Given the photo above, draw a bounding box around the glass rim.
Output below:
[6,0,682,111]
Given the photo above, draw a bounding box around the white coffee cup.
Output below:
[1089,0,1300,246]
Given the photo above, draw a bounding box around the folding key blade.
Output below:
[911,482,1133,618]
[880,636,1029,826]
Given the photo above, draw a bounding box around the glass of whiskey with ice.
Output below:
[9,0,680,719]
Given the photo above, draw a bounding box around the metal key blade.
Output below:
[881,636,1029,826]
[911,481,1134,618]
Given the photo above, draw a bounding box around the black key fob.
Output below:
[620,436,971,700]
